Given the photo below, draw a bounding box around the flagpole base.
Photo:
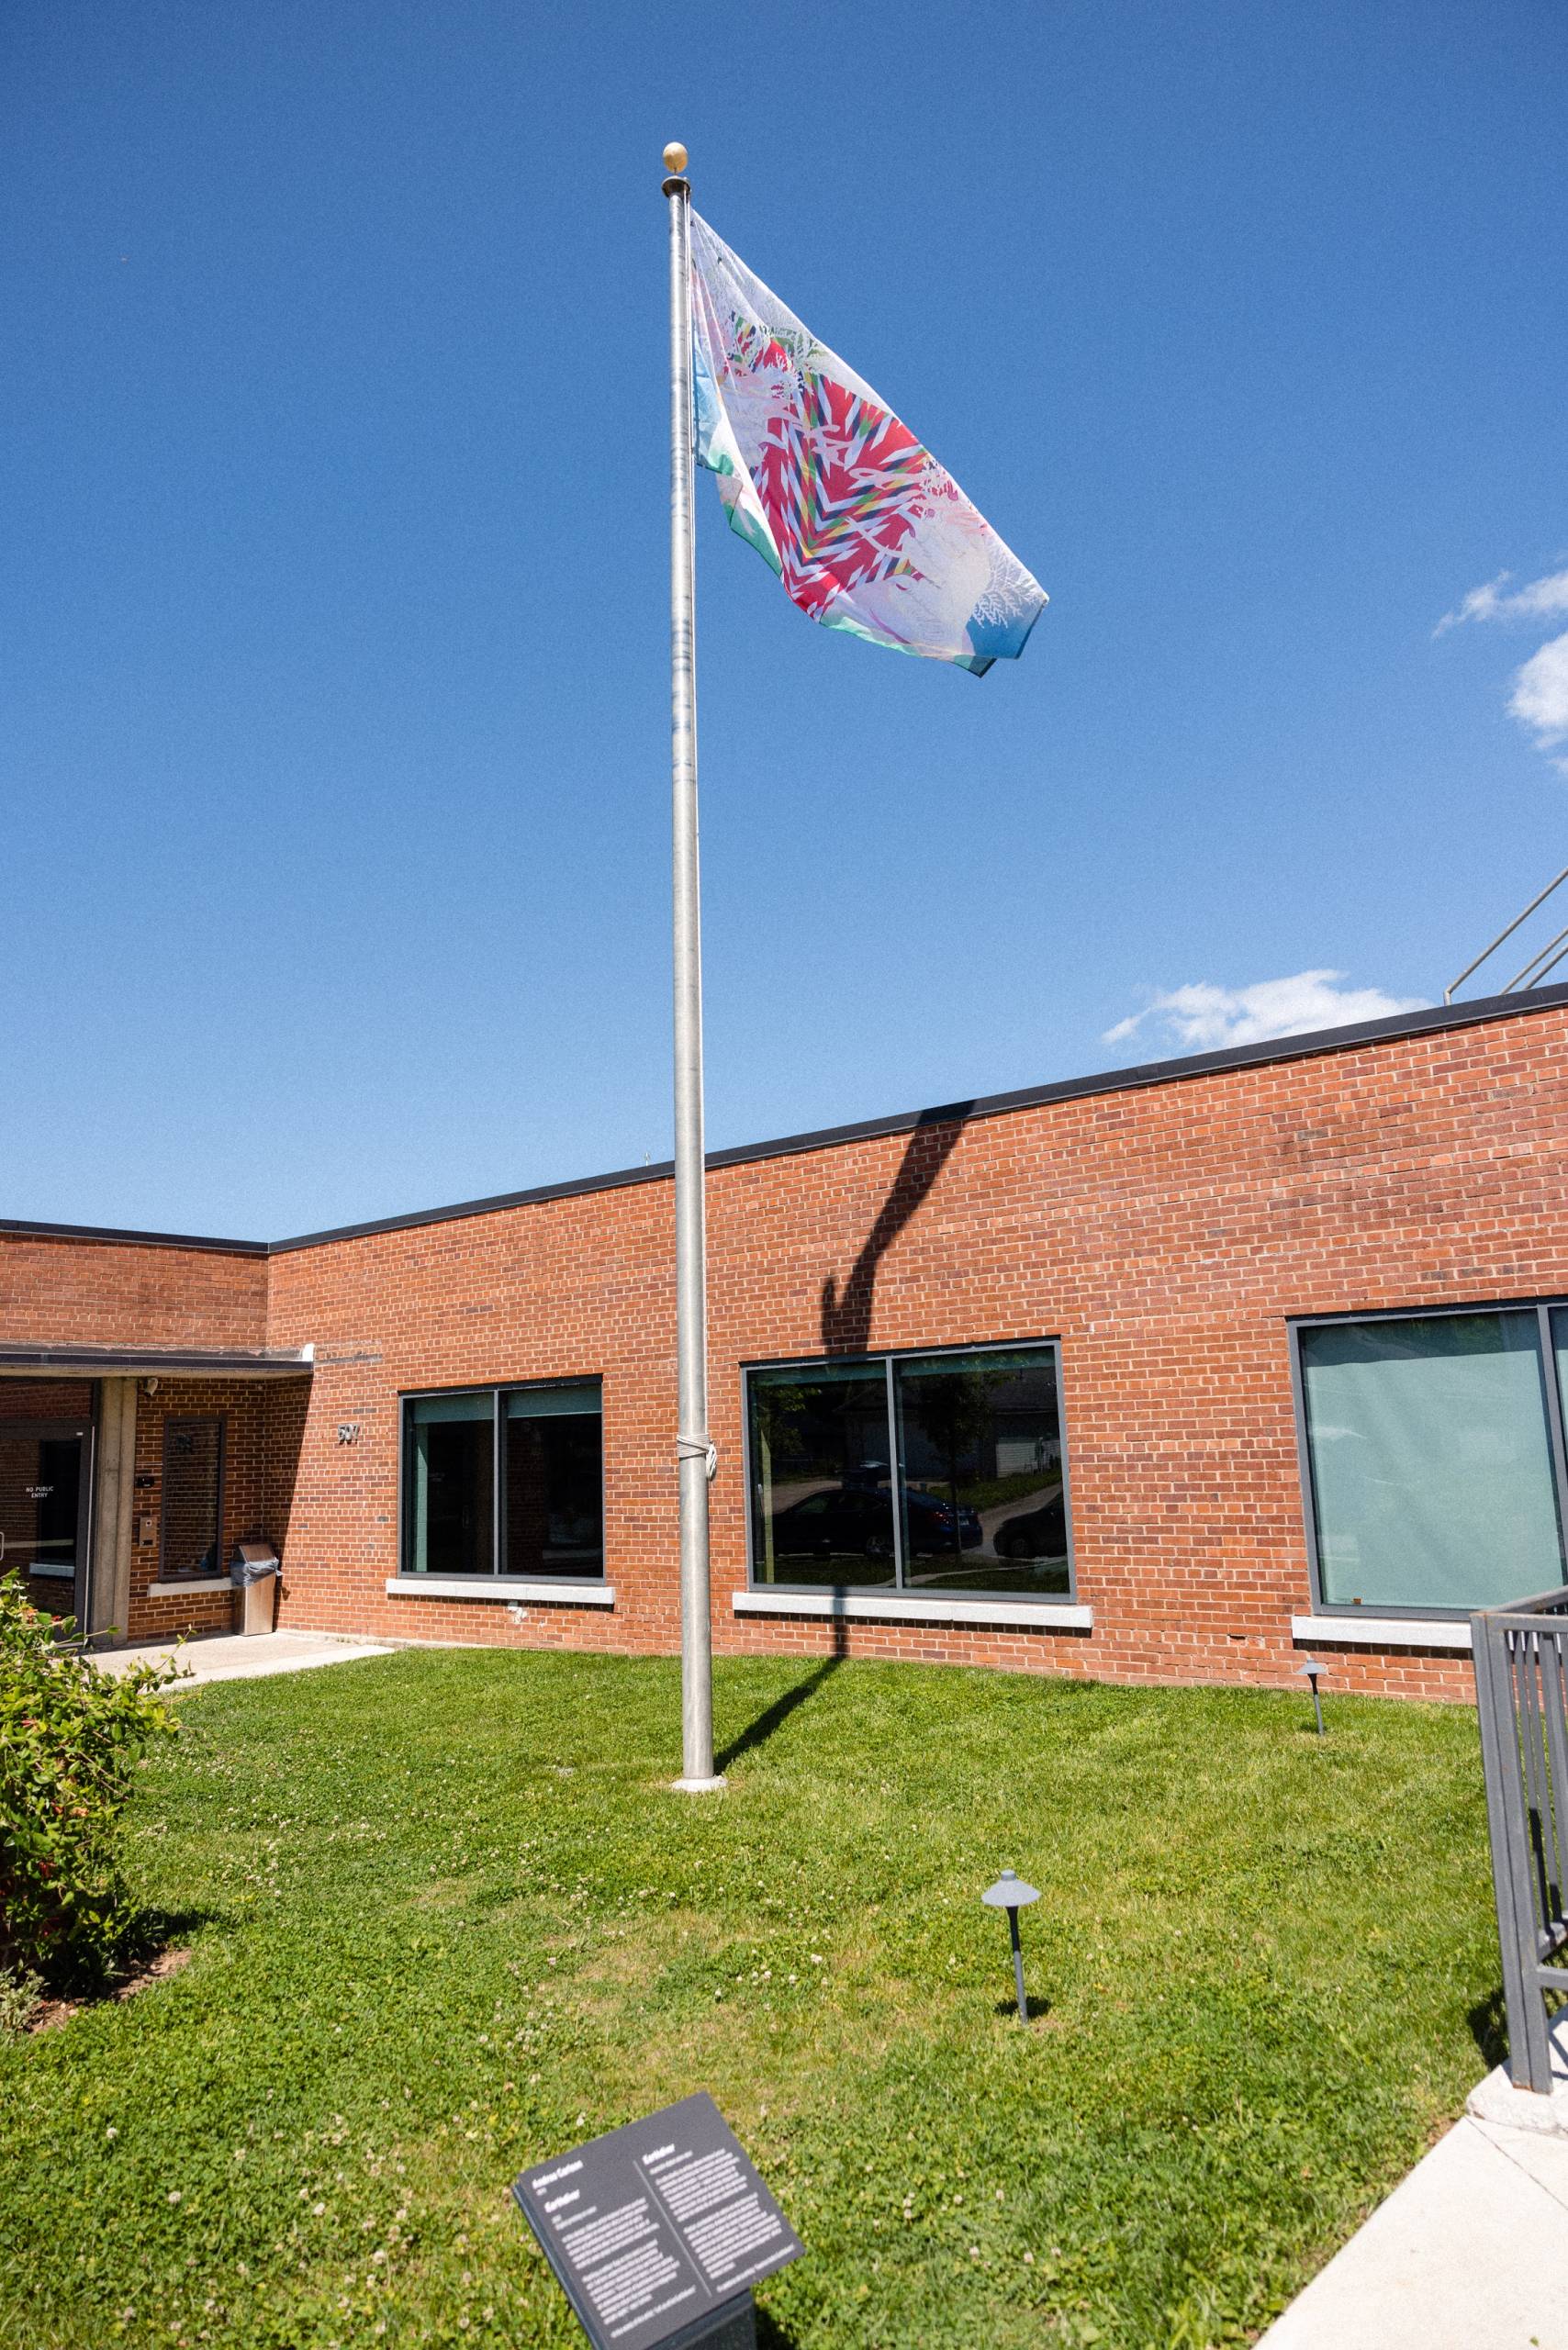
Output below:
[670,1774,727,1796]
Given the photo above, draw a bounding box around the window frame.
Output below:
[398,1378,606,1583]
[741,1337,1076,1606]
[158,1414,227,1586]
[1289,1298,1568,1620]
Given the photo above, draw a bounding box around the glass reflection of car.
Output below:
[904,1488,981,1554]
[992,1491,1066,1560]
[767,1483,980,1561]
[769,1486,895,1561]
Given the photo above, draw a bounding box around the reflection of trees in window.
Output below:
[749,1371,888,1583]
[746,1344,1071,1599]
[903,1369,1002,1542]
[751,1380,804,1584]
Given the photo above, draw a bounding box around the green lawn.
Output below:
[0,1651,1501,2350]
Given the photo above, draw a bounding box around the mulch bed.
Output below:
[27,1945,191,2034]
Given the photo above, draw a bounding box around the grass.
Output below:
[0,1650,1501,2350]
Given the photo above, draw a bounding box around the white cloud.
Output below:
[1509,629,1568,751]
[1105,970,1428,1054]
[1435,563,1568,770]
[1435,567,1568,635]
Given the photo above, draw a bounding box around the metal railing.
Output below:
[1472,1586,1568,2092]
[1445,865,1568,1002]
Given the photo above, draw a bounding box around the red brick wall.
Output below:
[257,1004,1568,1702]
[0,1236,266,1352]
[0,1381,94,1423]
[6,1004,1566,1697]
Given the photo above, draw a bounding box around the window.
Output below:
[401,1382,603,1581]
[746,1343,1070,1599]
[405,1393,495,1578]
[504,1386,604,1578]
[161,1416,225,1582]
[1297,1308,1568,1615]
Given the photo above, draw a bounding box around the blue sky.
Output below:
[5,0,1565,1238]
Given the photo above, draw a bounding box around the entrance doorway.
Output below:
[0,1420,90,1625]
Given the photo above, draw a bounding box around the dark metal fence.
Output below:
[1472,1586,1568,2093]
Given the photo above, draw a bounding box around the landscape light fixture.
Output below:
[981,1867,1040,2023]
[1296,1658,1327,1736]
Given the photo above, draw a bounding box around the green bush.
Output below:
[0,1963,41,2038]
[0,1579,179,1989]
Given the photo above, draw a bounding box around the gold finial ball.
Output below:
[663,142,689,175]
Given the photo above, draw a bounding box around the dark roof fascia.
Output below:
[268,981,1568,1254]
[2,984,1563,1262]
[0,1344,312,1379]
[0,1216,267,1258]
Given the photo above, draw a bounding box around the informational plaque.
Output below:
[512,2092,803,2348]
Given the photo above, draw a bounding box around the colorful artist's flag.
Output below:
[689,213,1047,676]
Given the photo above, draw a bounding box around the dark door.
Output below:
[0,1422,89,1625]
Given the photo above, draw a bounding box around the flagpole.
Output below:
[663,141,722,1794]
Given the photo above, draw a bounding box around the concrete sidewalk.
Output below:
[93,1628,397,1689]
[1260,2016,1568,2349]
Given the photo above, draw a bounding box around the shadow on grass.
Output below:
[1468,1986,1508,2071]
[716,1658,843,1774]
[756,2306,801,2349]
[28,1904,211,2003]
[121,1904,210,1968]
[991,1995,1052,2023]
[25,1908,211,2032]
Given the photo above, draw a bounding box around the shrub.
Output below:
[0,1962,41,2037]
[0,1580,179,1989]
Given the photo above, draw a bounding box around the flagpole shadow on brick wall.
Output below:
[820,1107,972,1359]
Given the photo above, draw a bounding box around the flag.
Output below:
[689,212,1047,677]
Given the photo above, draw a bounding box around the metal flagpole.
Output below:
[663,141,722,1794]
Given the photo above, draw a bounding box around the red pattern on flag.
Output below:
[752,376,935,622]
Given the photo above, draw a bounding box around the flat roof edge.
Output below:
[267,982,1568,1253]
[0,1216,268,1258]
[2,985,1562,1260]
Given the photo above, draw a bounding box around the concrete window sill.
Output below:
[146,1578,236,1598]
[386,1575,615,1608]
[1291,1613,1472,1652]
[732,1589,1092,1631]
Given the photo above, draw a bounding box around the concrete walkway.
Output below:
[94,1628,397,1689]
[1260,2016,1568,2349]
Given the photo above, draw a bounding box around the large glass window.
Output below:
[402,1382,603,1581]
[748,1363,897,1589]
[1299,1311,1566,1613]
[746,1343,1069,1599]
[161,1416,225,1582]
[896,1348,1069,1596]
[504,1384,603,1579]
[405,1393,495,1578]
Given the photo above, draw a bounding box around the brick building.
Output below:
[5,986,1567,1703]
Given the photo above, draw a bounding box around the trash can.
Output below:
[230,1541,280,1636]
